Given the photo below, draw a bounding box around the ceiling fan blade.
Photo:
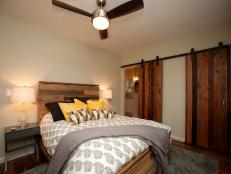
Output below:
[107,0,144,19]
[52,0,93,17]
[99,30,108,40]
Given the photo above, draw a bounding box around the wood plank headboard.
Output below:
[37,81,99,122]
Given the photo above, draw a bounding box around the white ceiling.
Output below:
[0,0,231,56]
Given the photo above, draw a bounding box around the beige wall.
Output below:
[121,22,231,141]
[121,21,231,65]
[0,14,121,161]
[163,57,186,141]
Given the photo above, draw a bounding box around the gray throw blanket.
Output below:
[46,125,170,174]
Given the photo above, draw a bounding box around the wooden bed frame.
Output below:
[37,81,157,174]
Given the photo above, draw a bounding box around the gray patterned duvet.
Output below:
[40,113,171,174]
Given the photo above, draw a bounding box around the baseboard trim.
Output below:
[171,135,185,142]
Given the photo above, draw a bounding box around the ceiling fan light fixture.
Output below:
[92,8,110,30]
[93,16,109,30]
[52,0,144,39]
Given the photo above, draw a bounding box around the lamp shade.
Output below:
[11,87,36,104]
[101,89,112,99]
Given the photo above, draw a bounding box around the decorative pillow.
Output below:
[58,103,75,122]
[45,102,65,122]
[87,100,105,111]
[78,109,92,122]
[101,109,115,118]
[91,109,104,120]
[68,111,79,125]
[74,99,87,110]
[68,109,92,125]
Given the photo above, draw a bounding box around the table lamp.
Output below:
[11,86,36,128]
[101,89,112,99]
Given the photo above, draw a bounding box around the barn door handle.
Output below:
[222,99,225,108]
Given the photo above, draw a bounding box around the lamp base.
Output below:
[19,121,28,128]
[19,109,28,128]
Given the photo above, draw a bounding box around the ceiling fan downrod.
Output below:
[96,0,106,8]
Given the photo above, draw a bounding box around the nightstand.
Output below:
[4,122,40,172]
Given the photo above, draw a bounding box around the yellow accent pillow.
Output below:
[87,100,105,111]
[58,103,75,122]
[74,99,87,110]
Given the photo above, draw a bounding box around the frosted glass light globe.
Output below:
[93,16,109,30]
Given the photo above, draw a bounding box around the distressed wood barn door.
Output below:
[186,46,231,154]
[124,60,163,123]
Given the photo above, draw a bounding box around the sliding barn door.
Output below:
[186,47,230,154]
[142,61,163,122]
[123,61,163,122]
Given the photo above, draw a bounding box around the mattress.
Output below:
[40,113,171,174]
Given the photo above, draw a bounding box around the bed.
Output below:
[37,81,171,174]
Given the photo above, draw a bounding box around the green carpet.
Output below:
[167,146,218,174]
[22,145,218,174]
[22,163,48,174]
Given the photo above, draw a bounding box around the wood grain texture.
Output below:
[39,140,52,162]
[153,61,163,123]
[117,148,156,174]
[0,154,46,174]
[227,47,231,155]
[209,48,228,153]
[138,66,143,117]
[191,51,198,146]
[142,61,163,122]
[143,62,152,119]
[123,61,163,122]
[208,50,214,149]
[142,62,149,119]
[186,55,193,144]
[142,63,148,119]
[37,81,99,122]
[196,52,209,148]
[186,47,230,154]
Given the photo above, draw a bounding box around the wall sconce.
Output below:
[133,76,139,82]
[11,86,36,128]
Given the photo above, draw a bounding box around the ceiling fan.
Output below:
[52,0,144,40]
